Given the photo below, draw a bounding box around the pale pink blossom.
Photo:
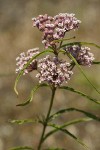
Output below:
[36,55,73,87]
[64,45,94,66]
[16,48,39,75]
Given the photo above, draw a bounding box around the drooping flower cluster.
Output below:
[32,13,81,48]
[36,55,73,87]
[16,48,39,75]
[64,45,95,66]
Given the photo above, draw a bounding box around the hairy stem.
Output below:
[37,87,56,150]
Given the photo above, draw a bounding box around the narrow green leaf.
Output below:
[10,146,34,150]
[92,61,100,64]
[59,49,100,94]
[10,119,39,125]
[16,83,49,106]
[14,49,53,95]
[53,36,75,43]
[68,53,100,94]
[59,86,100,104]
[61,41,100,49]
[44,148,66,150]
[61,129,89,150]
[46,123,90,150]
[44,117,92,143]
[16,84,40,106]
[49,107,100,121]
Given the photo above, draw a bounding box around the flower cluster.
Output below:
[32,13,81,48]
[15,13,95,87]
[16,48,39,75]
[64,45,95,66]
[36,55,73,87]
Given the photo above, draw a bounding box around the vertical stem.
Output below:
[38,87,56,150]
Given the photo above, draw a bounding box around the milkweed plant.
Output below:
[11,13,100,150]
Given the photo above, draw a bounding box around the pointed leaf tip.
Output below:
[16,83,49,107]
[14,49,53,96]
[14,85,18,96]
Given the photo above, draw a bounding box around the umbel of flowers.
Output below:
[36,55,73,87]
[16,13,94,87]
[32,13,81,49]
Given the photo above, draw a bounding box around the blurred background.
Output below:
[0,0,100,149]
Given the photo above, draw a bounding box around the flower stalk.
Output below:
[38,86,56,150]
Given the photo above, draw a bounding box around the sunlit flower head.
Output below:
[64,45,94,66]
[36,55,73,87]
[32,13,81,49]
[16,48,39,75]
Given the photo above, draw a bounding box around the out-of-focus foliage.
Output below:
[0,0,100,150]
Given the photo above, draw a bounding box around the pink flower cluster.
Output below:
[15,13,95,87]
[32,13,81,48]
[36,55,73,87]
[16,48,39,75]
[64,45,95,66]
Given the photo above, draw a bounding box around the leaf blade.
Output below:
[92,61,100,65]
[9,119,39,125]
[44,117,92,145]
[68,53,100,94]
[61,41,100,49]
[10,146,34,150]
[16,83,49,106]
[14,49,53,95]
[46,122,90,150]
[59,86,100,105]
[49,107,100,121]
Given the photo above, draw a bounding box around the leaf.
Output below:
[46,123,90,150]
[53,36,76,43]
[60,129,89,150]
[92,61,100,65]
[59,48,100,94]
[59,86,100,104]
[10,146,34,150]
[43,117,92,144]
[44,148,66,150]
[49,107,100,121]
[68,53,100,94]
[61,41,100,49]
[10,119,39,125]
[14,49,53,95]
[16,83,49,106]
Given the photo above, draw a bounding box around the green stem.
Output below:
[37,87,56,150]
